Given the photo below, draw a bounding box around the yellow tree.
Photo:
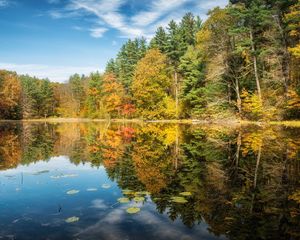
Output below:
[102,73,125,117]
[132,49,175,119]
[0,70,21,119]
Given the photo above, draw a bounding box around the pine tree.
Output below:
[149,27,168,53]
[179,46,206,117]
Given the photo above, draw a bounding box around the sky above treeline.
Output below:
[0,0,228,82]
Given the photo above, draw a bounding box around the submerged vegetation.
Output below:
[0,0,300,121]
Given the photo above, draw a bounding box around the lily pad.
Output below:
[101,184,111,189]
[66,190,80,195]
[87,188,98,192]
[51,174,78,179]
[171,196,188,203]
[65,216,79,223]
[126,207,140,214]
[118,197,130,203]
[122,189,134,195]
[140,191,150,195]
[133,196,145,202]
[179,192,192,197]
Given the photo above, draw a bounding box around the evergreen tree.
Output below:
[149,27,168,53]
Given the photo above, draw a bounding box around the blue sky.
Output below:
[0,0,228,82]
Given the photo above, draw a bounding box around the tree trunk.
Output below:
[250,29,262,102]
[253,145,262,189]
[174,71,179,119]
[235,77,242,117]
[236,130,242,167]
[174,125,179,170]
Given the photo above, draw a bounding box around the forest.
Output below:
[0,0,299,121]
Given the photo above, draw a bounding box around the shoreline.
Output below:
[0,118,300,127]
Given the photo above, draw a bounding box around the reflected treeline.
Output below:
[0,122,300,238]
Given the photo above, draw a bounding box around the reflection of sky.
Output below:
[1,156,103,175]
[76,202,225,240]
[0,156,225,240]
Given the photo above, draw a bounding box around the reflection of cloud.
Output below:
[74,203,222,240]
[91,199,107,210]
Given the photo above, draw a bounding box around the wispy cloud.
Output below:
[0,0,13,8]
[48,0,60,4]
[47,0,228,39]
[131,0,190,27]
[89,27,107,38]
[198,0,228,11]
[0,62,102,83]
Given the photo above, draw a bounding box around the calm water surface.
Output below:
[0,122,299,240]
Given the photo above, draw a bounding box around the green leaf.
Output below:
[133,196,145,202]
[66,190,80,195]
[179,192,192,196]
[118,197,130,203]
[171,196,188,203]
[126,207,140,214]
[86,188,98,192]
[101,184,111,189]
[65,216,79,223]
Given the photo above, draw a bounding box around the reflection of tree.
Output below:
[0,123,300,237]
[21,123,56,164]
[132,124,175,193]
[0,125,22,169]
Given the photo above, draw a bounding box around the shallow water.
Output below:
[0,122,299,240]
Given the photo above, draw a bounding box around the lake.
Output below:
[0,122,299,240]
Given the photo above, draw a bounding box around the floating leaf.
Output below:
[179,192,192,197]
[66,190,79,195]
[101,184,111,189]
[171,196,188,203]
[62,174,78,178]
[122,189,134,195]
[126,207,140,214]
[65,216,79,223]
[118,197,130,203]
[87,188,98,192]
[134,191,143,196]
[51,174,78,179]
[51,176,60,179]
[140,191,150,195]
[133,196,145,202]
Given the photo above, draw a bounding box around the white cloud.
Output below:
[89,27,108,38]
[48,0,228,39]
[112,40,117,46]
[131,0,190,27]
[48,0,60,4]
[0,0,12,8]
[198,0,228,11]
[0,62,102,83]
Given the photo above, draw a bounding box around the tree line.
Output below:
[0,0,299,120]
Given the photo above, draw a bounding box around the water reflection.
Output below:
[0,122,299,239]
